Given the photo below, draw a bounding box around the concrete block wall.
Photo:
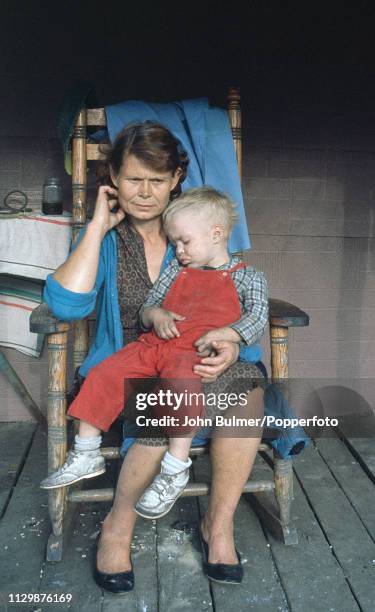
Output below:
[240,114,375,412]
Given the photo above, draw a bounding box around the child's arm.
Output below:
[142,306,185,339]
[139,258,180,325]
[229,268,269,345]
[139,258,185,339]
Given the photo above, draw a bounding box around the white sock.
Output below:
[162,450,192,475]
[74,434,102,452]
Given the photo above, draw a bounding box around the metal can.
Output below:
[42,178,63,215]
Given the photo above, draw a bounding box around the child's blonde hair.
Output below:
[163,186,239,237]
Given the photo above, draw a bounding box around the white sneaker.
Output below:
[40,449,105,489]
[134,465,190,519]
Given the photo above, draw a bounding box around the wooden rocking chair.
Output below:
[30,87,309,562]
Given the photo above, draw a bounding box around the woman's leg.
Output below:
[97,441,167,573]
[201,366,265,564]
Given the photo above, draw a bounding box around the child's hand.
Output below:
[194,327,241,354]
[151,308,186,340]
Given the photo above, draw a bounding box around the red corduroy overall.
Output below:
[68,263,245,434]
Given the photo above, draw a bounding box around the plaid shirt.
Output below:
[140,256,268,346]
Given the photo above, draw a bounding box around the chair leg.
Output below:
[254,322,297,543]
[46,329,77,561]
[247,452,298,545]
[273,454,298,544]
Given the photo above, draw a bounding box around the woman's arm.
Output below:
[53,186,124,292]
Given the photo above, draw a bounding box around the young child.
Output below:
[40,186,268,519]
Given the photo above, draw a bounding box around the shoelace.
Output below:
[147,471,186,500]
[55,450,78,474]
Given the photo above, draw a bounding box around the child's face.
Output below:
[166,210,221,268]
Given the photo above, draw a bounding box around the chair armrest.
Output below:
[30,299,307,334]
[269,298,309,328]
[30,303,71,334]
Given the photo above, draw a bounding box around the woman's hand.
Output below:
[194,326,241,354]
[147,307,186,340]
[90,186,126,238]
[193,340,240,382]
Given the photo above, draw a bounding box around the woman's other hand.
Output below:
[91,186,126,237]
[194,326,241,354]
[193,340,240,381]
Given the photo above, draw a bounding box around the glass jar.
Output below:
[42,178,63,215]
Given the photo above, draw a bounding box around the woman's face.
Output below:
[111,154,181,221]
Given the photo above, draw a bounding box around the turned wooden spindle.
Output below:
[273,455,294,531]
[227,86,242,182]
[71,108,89,370]
[46,327,69,559]
[270,326,289,380]
[227,86,243,259]
[72,108,87,239]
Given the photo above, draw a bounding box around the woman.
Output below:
[44,122,265,592]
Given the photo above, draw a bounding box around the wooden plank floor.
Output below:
[0,424,374,612]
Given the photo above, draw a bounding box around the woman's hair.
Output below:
[163,186,239,237]
[96,121,189,198]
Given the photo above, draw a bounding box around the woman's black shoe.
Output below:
[200,530,243,585]
[94,567,134,593]
[94,536,134,593]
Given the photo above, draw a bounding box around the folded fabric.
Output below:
[1,213,72,357]
[262,383,310,457]
[105,98,250,254]
[0,275,45,357]
[0,212,73,281]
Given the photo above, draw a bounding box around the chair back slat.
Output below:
[87,144,106,160]
[87,108,106,126]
